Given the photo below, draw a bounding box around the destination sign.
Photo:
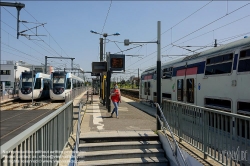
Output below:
[92,62,107,73]
[109,54,125,71]
[111,58,123,68]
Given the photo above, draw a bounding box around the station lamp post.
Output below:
[90,30,120,61]
[90,30,120,105]
[124,21,161,130]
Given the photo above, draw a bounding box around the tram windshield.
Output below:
[21,73,34,87]
[52,73,65,88]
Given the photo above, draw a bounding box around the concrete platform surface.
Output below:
[81,95,157,134]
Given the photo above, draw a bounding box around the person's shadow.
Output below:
[96,115,112,118]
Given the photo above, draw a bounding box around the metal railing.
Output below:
[155,103,188,166]
[72,102,83,166]
[163,99,250,166]
[0,101,74,165]
[65,87,87,103]
[85,90,93,104]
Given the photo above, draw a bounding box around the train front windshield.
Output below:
[21,73,33,87]
[52,73,65,88]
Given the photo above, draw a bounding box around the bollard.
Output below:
[87,91,89,101]
[91,92,93,104]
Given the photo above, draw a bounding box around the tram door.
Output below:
[176,67,197,105]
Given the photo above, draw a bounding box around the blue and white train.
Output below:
[50,72,85,100]
[19,72,51,100]
[140,37,250,116]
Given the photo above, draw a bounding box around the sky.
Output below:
[1,1,250,81]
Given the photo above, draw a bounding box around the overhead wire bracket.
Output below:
[19,22,47,40]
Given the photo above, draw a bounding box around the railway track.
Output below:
[120,89,140,102]
[0,101,65,143]
[0,101,64,123]
[0,99,61,111]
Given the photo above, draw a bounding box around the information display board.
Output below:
[91,72,100,76]
[92,62,107,73]
[109,54,125,71]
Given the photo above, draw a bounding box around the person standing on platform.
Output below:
[110,83,121,119]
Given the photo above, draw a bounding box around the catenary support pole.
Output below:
[107,70,111,112]
[157,21,161,130]
[32,66,34,106]
[100,38,103,99]
[45,56,47,74]
[138,68,139,89]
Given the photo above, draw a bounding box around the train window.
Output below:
[144,82,147,95]
[205,98,231,111]
[148,82,151,95]
[239,49,250,58]
[162,67,172,79]
[205,53,233,75]
[238,49,250,72]
[162,93,171,99]
[205,62,232,75]
[238,101,250,115]
[238,59,250,72]
[34,78,41,89]
[177,79,183,101]
[186,78,194,103]
[66,78,71,89]
[153,73,157,80]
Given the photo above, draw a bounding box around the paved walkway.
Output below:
[81,95,157,134]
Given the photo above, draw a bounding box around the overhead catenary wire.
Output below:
[1,42,43,61]
[123,1,214,76]
[2,7,71,67]
[141,31,250,70]
[24,8,71,59]
[175,14,250,46]
[1,28,48,60]
[2,50,42,63]
[100,0,112,34]
[126,2,250,70]
[3,7,66,62]
[1,25,64,66]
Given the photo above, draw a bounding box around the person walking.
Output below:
[110,83,121,118]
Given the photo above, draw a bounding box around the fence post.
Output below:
[91,92,93,103]
[178,104,182,142]
[203,111,208,159]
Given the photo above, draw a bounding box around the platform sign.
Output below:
[91,72,100,76]
[92,62,107,73]
[109,54,125,71]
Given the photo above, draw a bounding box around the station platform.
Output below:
[81,95,157,133]
[59,94,165,166]
[64,94,221,166]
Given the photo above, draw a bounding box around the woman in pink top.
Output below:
[110,83,121,118]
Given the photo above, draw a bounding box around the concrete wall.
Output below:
[158,130,203,166]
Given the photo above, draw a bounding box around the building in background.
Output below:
[0,60,53,95]
[0,60,30,93]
